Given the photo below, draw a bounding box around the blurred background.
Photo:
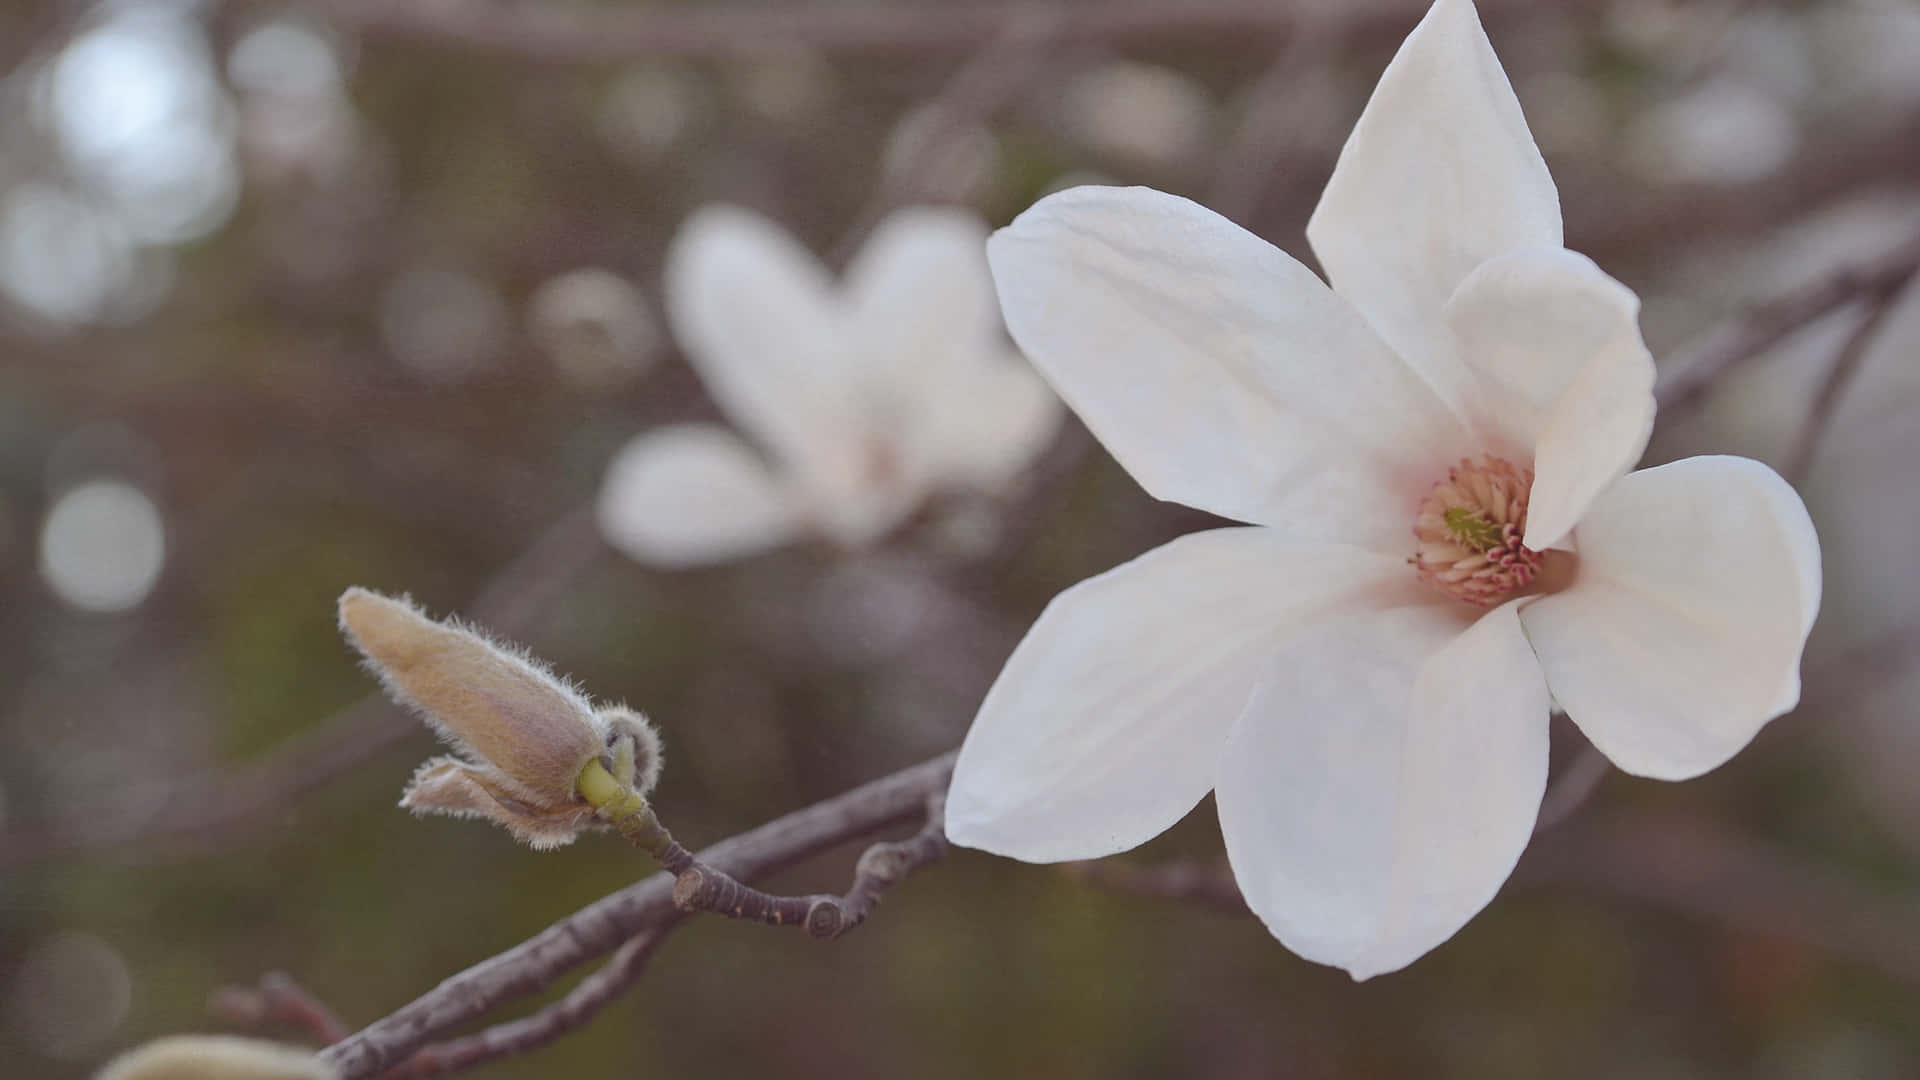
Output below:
[2,0,1919,1076]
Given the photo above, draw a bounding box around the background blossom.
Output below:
[596,206,1060,567]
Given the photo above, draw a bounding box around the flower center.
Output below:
[1412,456,1544,606]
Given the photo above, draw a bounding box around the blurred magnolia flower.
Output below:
[338,588,662,848]
[598,207,1061,567]
[97,1035,335,1080]
[946,0,1821,979]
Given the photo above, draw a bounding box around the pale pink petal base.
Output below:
[1520,456,1821,780]
[1443,247,1657,550]
[946,531,1423,862]
[1216,600,1550,979]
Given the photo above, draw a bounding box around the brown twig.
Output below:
[352,791,947,1078]
[821,792,951,934]
[380,931,667,1080]
[1798,616,1920,722]
[1654,229,1920,416]
[318,752,956,1080]
[210,971,351,1046]
[281,0,1531,65]
[833,12,1066,264]
[1064,812,1920,988]
[1206,25,1348,225]
[1515,810,1920,988]
[616,791,950,940]
[1781,272,1918,482]
[1575,104,1920,273]
[0,507,606,869]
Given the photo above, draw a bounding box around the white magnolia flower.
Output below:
[597,206,1061,567]
[946,0,1821,979]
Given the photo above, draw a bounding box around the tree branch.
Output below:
[279,0,1535,65]
[1515,811,1920,988]
[318,752,956,1080]
[1655,229,1920,416]
[380,930,667,1080]
[832,12,1066,264]
[1781,270,1918,482]
[1064,813,1920,989]
[211,971,351,1046]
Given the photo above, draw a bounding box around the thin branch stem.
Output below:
[1066,815,1920,988]
[318,752,956,1080]
[590,758,949,941]
[1655,229,1920,416]
[1206,25,1347,224]
[380,931,667,1080]
[277,0,1524,65]
[1781,272,1918,482]
[1515,811,1920,988]
[832,12,1065,264]
[210,972,350,1046]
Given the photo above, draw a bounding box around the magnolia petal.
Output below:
[1443,248,1657,549]
[947,529,1423,862]
[1306,0,1561,417]
[664,206,855,470]
[844,207,1000,382]
[908,350,1063,493]
[597,424,800,568]
[1216,599,1549,979]
[1519,456,1821,780]
[987,185,1472,549]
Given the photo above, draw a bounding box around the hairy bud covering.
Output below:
[338,587,668,847]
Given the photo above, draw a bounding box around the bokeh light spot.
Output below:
[38,479,167,613]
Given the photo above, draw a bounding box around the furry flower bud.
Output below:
[338,587,665,848]
[96,1036,337,1080]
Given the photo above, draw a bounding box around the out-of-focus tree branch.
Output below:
[340,795,945,1077]
[1516,811,1920,989]
[1064,813,1920,988]
[0,507,608,869]
[316,752,956,1080]
[380,931,668,1080]
[1656,228,1920,416]
[272,0,1540,64]
[833,10,1067,262]
[211,972,352,1046]
[1782,271,1918,482]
